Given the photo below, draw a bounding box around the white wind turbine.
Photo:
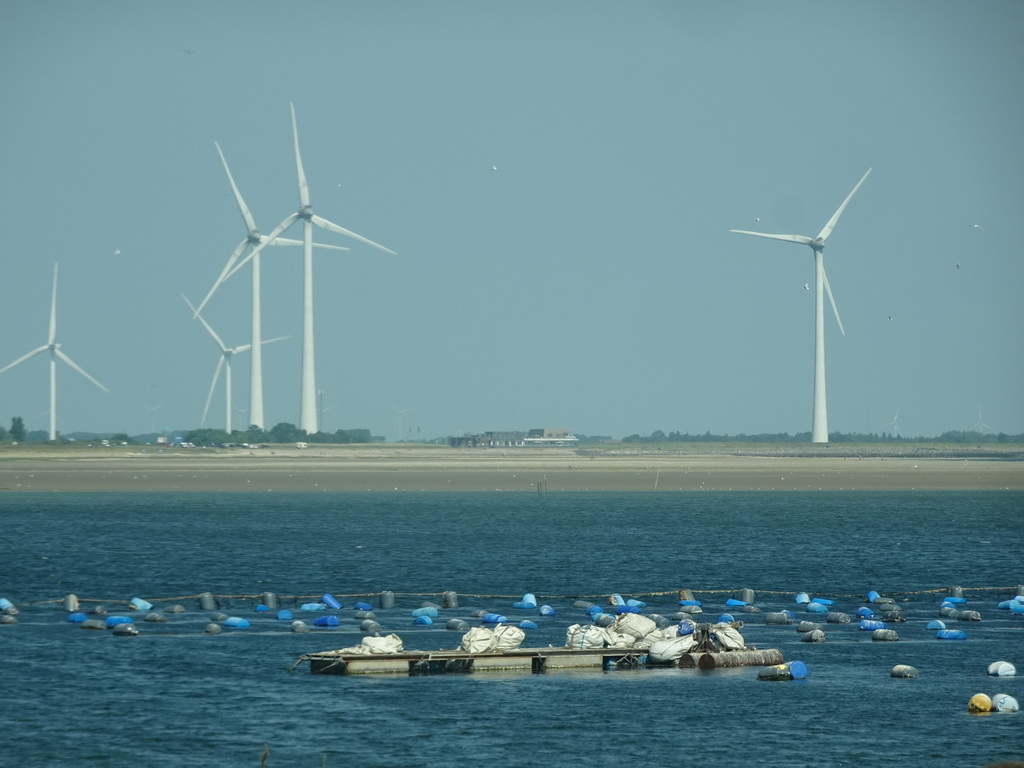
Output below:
[183,296,287,433]
[731,168,871,444]
[972,407,993,434]
[193,142,349,431]
[882,408,901,438]
[0,264,108,440]
[218,103,396,435]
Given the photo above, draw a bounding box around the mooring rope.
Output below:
[12,584,1021,608]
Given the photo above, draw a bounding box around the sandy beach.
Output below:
[1,444,1021,492]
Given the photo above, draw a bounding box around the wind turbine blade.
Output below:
[215,142,258,233]
[261,335,289,346]
[49,264,59,345]
[265,236,305,247]
[291,103,310,209]
[183,295,228,352]
[817,168,872,242]
[194,238,249,317]
[54,348,109,392]
[730,230,814,246]
[202,357,225,427]
[225,212,300,280]
[0,345,50,375]
[310,214,397,254]
[822,266,845,336]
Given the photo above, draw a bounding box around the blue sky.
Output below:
[1,1,1021,440]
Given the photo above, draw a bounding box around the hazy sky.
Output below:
[1,1,1021,441]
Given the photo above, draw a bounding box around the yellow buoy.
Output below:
[968,693,993,713]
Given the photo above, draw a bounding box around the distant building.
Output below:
[447,428,577,448]
[523,428,578,447]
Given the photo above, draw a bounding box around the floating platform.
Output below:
[302,646,784,676]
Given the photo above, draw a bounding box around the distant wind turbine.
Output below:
[393,404,410,443]
[193,142,348,430]
[882,408,901,438]
[183,296,287,433]
[731,168,871,443]
[0,264,108,440]
[216,104,396,435]
[972,407,993,434]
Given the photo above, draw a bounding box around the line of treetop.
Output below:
[1,417,1020,446]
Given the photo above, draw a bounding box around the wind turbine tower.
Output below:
[0,264,108,440]
[731,169,871,444]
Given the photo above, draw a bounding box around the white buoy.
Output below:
[993,693,1019,713]
[987,661,1016,676]
[891,664,919,678]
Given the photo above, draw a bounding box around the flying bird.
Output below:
[491,165,498,171]
[113,249,121,256]
[972,224,983,229]
[754,217,760,222]
[803,283,810,290]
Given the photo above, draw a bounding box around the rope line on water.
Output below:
[13,584,1022,608]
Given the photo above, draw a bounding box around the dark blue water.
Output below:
[1,492,1021,767]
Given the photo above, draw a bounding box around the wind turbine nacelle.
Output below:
[813,238,826,250]
[247,230,262,244]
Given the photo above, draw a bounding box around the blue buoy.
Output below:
[411,606,438,618]
[611,594,626,606]
[926,619,946,630]
[105,616,133,628]
[725,598,747,607]
[321,594,342,610]
[718,613,735,624]
[313,615,340,628]
[856,607,874,619]
[866,590,881,603]
[0,598,14,611]
[277,610,293,621]
[255,604,269,612]
[224,617,250,628]
[513,601,536,610]
[354,601,373,612]
[519,621,538,629]
[936,629,967,640]
[482,613,507,624]
[626,599,647,609]
[795,592,810,605]
[615,605,641,614]
[810,597,834,606]
[859,619,887,631]
[678,599,702,607]
[413,615,433,625]
[539,605,556,616]
[943,596,966,604]
[1010,601,1024,615]
[129,597,153,611]
[806,602,829,614]
[586,605,603,616]
[300,602,326,611]
[677,620,696,635]
[66,612,87,623]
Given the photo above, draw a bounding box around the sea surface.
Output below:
[1,491,1021,767]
